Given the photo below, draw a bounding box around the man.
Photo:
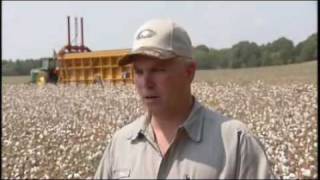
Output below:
[95,18,275,179]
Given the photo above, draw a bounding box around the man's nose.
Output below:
[142,73,155,89]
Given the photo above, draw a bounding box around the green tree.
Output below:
[207,49,221,69]
[194,50,212,69]
[230,41,261,68]
[295,33,317,62]
[269,37,294,64]
[2,60,18,75]
[195,44,210,53]
[2,58,42,76]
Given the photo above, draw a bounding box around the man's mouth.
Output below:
[144,96,159,99]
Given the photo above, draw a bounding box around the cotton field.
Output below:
[2,81,317,179]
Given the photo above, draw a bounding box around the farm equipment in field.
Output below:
[31,16,134,85]
[30,56,58,85]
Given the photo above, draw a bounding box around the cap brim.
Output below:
[118,47,176,66]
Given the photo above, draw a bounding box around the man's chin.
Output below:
[143,103,165,114]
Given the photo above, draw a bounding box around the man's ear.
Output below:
[186,61,197,82]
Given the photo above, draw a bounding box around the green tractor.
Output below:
[30,57,58,85]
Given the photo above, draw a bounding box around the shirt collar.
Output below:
[127,97,204,143]
[179,98,204,142]
[126,113,150,141]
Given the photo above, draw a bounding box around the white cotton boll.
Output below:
[301,168,311,177]
[308,156,314,162]
[43,174,50,179]
[288,173,296,179]
[74,173,80,178]
[2,82,317,179]
[298,158,304,166]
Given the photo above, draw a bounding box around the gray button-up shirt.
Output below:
[95,99,276,179]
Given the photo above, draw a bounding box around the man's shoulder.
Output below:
[201,106,255,148]
[202,106,250,134]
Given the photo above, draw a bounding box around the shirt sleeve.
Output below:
[94,142,112,179]
[236,131,277,179]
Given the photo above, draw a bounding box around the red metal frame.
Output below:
[58,16,91,56]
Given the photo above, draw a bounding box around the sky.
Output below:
[2,1,318,60]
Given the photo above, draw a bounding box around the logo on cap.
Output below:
[136,29,156,40]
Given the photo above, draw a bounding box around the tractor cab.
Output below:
[30,57,58,85]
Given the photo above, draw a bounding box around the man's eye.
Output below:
[134,69,143,75]
[153,68,166,72]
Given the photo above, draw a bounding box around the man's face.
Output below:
[133,55,196,115]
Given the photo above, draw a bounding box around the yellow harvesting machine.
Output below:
[31,16,134,85]
[58,49,134,85]
[53,16,134,85]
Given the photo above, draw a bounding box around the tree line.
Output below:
[2,59,42,76]
[194,33,317,69]
[2,32,317,76]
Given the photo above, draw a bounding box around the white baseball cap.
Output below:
[118,18,193,66]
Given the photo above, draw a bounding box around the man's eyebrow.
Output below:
[133,66,140,71]
[156,61,172,67]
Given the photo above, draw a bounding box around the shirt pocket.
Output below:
[112,168,131,179]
